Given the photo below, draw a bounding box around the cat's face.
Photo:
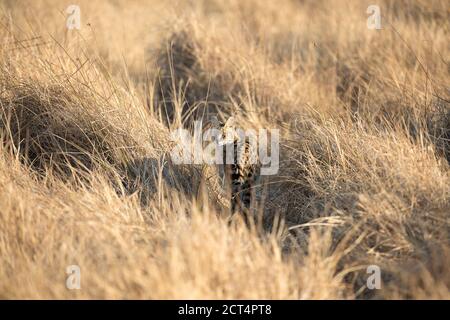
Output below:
[208,116,239,146]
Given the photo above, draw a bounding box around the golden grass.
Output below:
[0,0,448,299]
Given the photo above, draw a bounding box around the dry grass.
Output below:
[0,0,448,299]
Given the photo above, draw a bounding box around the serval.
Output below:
[207,116,260,222]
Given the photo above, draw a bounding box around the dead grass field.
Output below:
[0,0,449,299]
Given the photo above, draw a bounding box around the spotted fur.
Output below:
[209,117,260,217]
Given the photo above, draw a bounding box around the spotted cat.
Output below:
[208,116,260,219]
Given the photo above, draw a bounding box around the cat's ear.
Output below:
[209,115,221,128]
[223,116,236,128]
